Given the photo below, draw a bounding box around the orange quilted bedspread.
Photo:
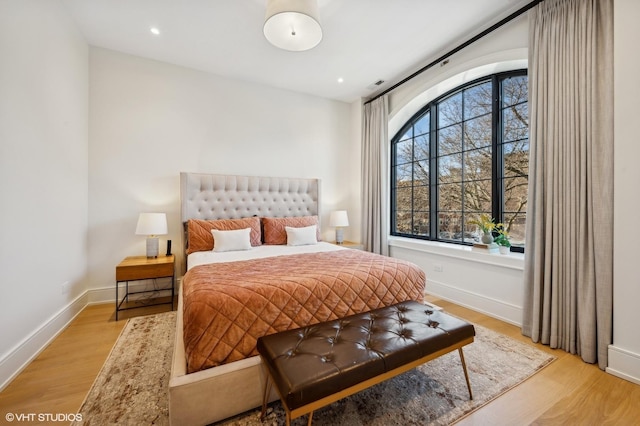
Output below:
[182,250,426,373]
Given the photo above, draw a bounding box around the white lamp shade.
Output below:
[264,0,322,51]
[330,210,349,227]
[135,213,168,236]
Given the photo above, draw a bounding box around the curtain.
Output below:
[522,0,613,369]
[361,96,389,255]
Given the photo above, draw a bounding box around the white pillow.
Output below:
[285,225,318,246]
[211,228,252,252]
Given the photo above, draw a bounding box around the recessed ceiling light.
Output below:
[337,77,344,83]
[150,27,160,35]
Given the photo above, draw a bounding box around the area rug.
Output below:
[74,311,554,426]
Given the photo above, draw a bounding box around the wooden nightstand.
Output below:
[115,255,175,320]
[332,241,364,250]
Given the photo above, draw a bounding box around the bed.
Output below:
[169,173,426,425]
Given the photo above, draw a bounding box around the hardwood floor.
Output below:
[0,302,173,425]
[431,298,640,426]
[0,297,638,425]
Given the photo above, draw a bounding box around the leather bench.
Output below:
[257,300,475,426]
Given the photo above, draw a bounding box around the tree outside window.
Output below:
[391,71,528,248]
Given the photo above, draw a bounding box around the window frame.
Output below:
[390,69,528,250]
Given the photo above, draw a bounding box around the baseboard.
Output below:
[87,279,175,305]
[86,285,117,305]
[0,279,177,391]
[427,279,523,326]
[607,344,640,385]
[0,291,89,391]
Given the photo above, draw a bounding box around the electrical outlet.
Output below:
[61,281,70,294]
[433,264,443,272]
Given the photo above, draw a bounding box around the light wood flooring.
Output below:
[0,297,638,425]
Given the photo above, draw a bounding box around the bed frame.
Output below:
[169,172,321,425]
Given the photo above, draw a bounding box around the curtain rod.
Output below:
[364,0,542,105]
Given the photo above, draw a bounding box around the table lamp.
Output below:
[135,213,168,258]
[330,210,349,244]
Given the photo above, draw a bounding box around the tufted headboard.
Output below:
[179,173,321,269]
[180,172,320,221]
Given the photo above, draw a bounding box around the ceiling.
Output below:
[61,0,531,103]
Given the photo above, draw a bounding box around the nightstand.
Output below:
[115,255,175,320]
[332,241,364,250]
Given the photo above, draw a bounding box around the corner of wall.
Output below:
[607,345,640,385]
[0,293,89,391]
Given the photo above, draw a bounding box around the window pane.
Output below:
[503,103,528,142]
[438,212,462,242]
[414,134,429,161]
[438,92,462,128]
[464,214,489,243]
[395,210,412,234]
[439,153,462,183]
[503,212,526,245]
[395,186,412,212]
[414,113,430,137]
[398,127,412,142]
[438,183,462,211]
[413,211,429,236]
[504,176,528,213]
[413,159,429,185]
[438,124,462,155]
[463,147,492,181]
[464,114,492,149]
[501,73,528,248]
[395,139,412,165]
[464,81,492,119]
[413,184,429,211]
[502,75,528,107]
[463,180,492,212]
[504,140,529,177]
[395,163,412,186]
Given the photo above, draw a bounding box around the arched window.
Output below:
[391,70,528,249]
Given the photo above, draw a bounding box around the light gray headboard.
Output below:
[179,173,321,273]
[180,172,320,222]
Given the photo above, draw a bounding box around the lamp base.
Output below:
[335,228,344,245]
[146,236,159,258]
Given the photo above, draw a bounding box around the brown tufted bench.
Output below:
[257,300,475,426]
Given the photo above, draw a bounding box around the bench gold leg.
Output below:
[307,411,313,426]
[458,348,473,400]
[261,375,273,421]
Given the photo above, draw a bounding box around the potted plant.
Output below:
[493,223,511,254]
[469,214,496,244]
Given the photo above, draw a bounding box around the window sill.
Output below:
[388,236,525,271]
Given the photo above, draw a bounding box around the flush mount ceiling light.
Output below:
[263,0,322,52]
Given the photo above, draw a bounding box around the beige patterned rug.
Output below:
[74,311,554,425]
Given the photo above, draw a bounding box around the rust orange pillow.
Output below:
[187,217,261,254]
[262,216,320,245]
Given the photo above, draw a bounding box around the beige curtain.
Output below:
[361,96,389,255]
[522,0,613,369]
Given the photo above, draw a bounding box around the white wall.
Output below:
[87,48,357,296]
[608,0,640,385]
[0,0,89,388]
[388,14,529,127]
[385,15,529,326]
[390,240,525,325]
